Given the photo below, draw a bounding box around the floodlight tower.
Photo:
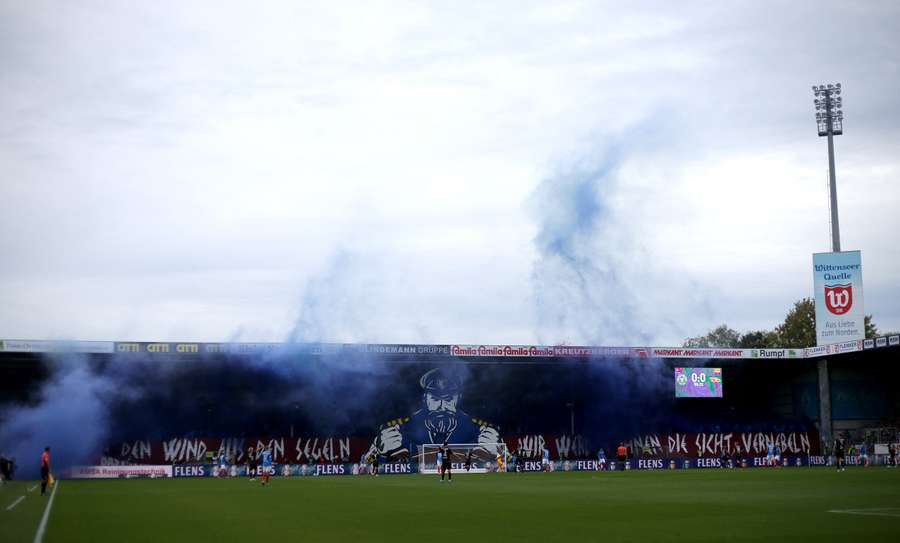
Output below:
[812,83,843,252]
[811,82,843,451]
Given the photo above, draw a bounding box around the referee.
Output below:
[440,441,453,482]
[40,446,51,496]
[246,446,257,480]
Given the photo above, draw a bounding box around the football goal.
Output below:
[417,442,509,474]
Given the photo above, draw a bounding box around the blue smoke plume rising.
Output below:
[530,144,642,345]
[0,357,112,478]
[529,125,711,346]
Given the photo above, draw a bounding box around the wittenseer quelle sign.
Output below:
[813,250,865,346]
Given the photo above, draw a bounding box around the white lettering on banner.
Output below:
[365,344,450,355]
[555,435,589,458]
[516,435,546,458]
[629,434,663,455]
[163,438,208,463]
[119,440,150,460]
[381,463,411,474]
[253,439,285,461]
[293,437,351,463]
[638,459,664,469]
[173,466,207,477]
[315,465,346,476]
[120,440,152,462]
[667,434,688,455]
[630,432,815,456]
[220,437,245,462]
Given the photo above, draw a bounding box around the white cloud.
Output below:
[1,1,898,344]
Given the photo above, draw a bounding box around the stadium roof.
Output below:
[2,336,898,360]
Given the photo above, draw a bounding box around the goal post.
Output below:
[417,442,509,474]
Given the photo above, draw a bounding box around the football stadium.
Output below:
[2,337,900,542]
[4,3,900,543]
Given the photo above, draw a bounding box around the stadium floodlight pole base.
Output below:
[818,359,833,447]
[418,443,509,475]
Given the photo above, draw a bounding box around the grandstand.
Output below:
[2,336,898,473]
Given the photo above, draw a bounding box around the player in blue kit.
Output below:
[436,449,444,480]
[596,448,606,471]
[542,446,550,472]
[766,442,775,467]
[218,450,227,477]
[260,447,273,486]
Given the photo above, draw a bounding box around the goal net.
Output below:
[417,443,509,474]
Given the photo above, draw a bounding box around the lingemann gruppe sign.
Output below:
[813,250,864,346]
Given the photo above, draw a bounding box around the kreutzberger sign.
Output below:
[813,250,864,346]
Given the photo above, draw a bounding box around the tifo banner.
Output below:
[104,436,369,465]
[813,250,865,346]
[100,431,818,466]
[626,431,820,457]
[101,434,591,465]
[70,465,173,479]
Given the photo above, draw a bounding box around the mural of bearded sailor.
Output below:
[366,368,502,463]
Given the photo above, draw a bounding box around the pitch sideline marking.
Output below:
[33,481,59,543]
[6,496,25,511]
[28,485,38,493]
[828,507,900,518]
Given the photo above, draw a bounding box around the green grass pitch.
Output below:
[3,468,900,542]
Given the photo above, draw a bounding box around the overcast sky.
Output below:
[1,1,898,346]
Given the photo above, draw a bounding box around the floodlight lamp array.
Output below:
[811,83,843,136]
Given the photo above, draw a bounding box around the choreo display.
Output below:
[674,367,723,398]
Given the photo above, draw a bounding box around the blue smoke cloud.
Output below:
[0,356,112,478]
[530,143,644,345]
[529,119,712,345]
